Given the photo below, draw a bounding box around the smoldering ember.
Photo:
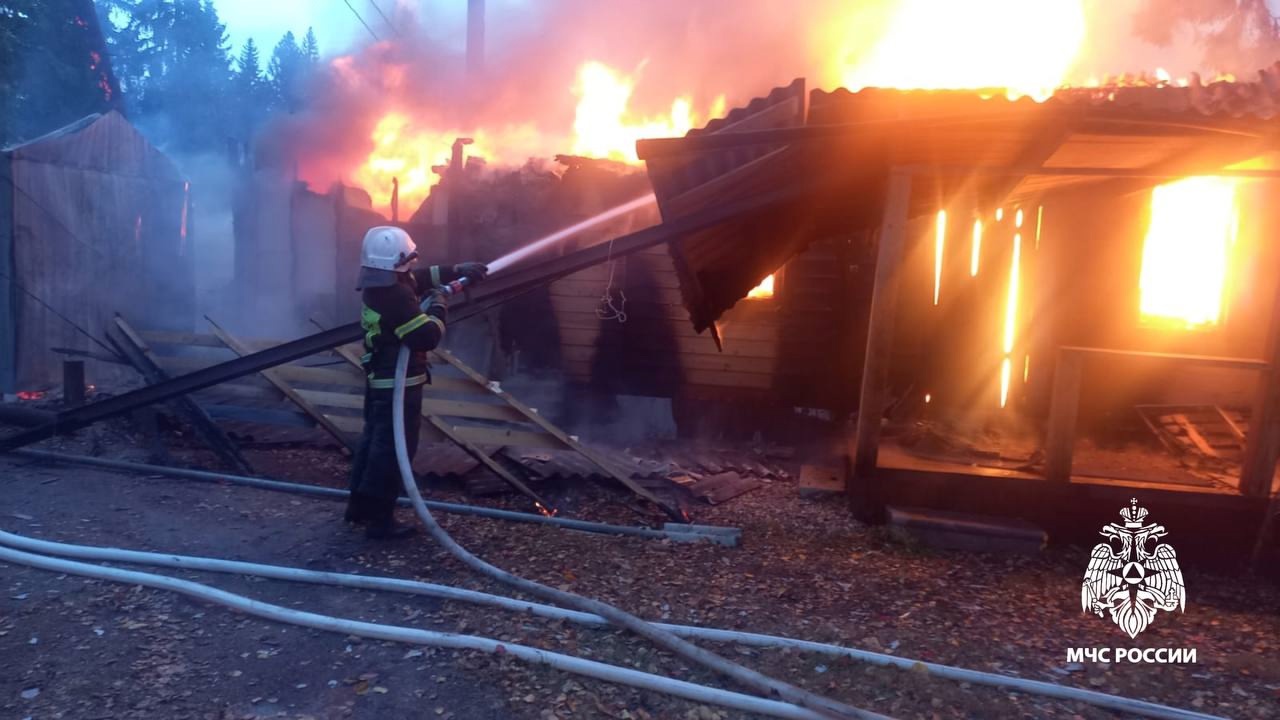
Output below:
[4,1,1280,719]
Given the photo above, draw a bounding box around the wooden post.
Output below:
[1044,348,1083,484]
[1241,224,1280,498]
[1241,368,1280,497]
[848,169,911,520]
[62,360,85,408]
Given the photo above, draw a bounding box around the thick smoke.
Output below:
[1131,0,1280,73]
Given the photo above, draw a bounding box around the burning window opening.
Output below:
[995,207,1004,222]
[1035,205,1044,248]
[970,218,982,276]
[1015,207,1024,228]
[934,210,946,305]
[746,274,775,300]
[1139,176,1238,329]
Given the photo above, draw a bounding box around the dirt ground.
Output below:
[2,424,1279,719]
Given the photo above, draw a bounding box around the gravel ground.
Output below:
[1,420,1279,719]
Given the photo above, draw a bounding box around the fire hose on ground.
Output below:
[388,344,884,720]
[0,528,1223,720]
[0,542,832,720]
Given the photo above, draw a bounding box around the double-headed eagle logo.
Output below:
[1081,499,1186,638]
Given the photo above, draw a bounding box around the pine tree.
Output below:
[99,0,234,152]
[0,0,120,144]
[302,27,319,63]
[268,30,305,113]
[237,38,262,84]
[232,38,265,140]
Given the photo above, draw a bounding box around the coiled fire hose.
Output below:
[390,345,882,720]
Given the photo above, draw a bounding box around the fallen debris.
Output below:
[687,472,763,505]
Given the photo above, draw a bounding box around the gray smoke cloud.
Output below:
[1131,0,1280,73]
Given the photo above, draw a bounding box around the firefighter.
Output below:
[344,226,488,539]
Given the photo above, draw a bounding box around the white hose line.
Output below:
[0,544,832,720]
[0,529,1223,720]
[390,348,884,720]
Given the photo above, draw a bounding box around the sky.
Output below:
[212,0,530,57]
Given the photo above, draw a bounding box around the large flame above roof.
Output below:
[833,0,1088,100]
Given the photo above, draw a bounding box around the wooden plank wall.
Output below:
[548,243,782,397]
[544,230,862,409]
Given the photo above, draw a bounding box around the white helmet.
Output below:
[360,226,417,271]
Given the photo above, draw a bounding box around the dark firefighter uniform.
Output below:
[345,263,485,538]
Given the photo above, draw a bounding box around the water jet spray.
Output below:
[486,193,656,274]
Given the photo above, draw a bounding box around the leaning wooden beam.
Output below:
[325,339,556,514]
[433,348,683,521]
[109,316,254,476]
[205,316,356,455]
[848,168,911,521]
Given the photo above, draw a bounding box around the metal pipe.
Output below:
[10,449,739,545]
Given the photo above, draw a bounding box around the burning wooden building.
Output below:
[621,69,1280,543]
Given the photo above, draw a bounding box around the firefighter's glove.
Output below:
[453,261,489,285]
[421,289,449,318]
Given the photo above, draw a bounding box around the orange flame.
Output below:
[829,0,1086,100]
[970,218,982,277]
[933,210,946,305]
[346,59,725,215]
[1000,231,1022,408]
[747,274,776,299]
[570,61,725,164]
[1139,177,1238,329]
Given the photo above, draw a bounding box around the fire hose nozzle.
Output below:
[422,277,470,312]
